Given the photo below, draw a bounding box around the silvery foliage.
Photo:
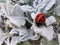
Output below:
[31,0,56,19]
[55,5,60,16]
[0,0,40,45]
[18,0,29,4]
[0,0,58,45]
[31,0,56,41]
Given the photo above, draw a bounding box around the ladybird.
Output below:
[35,13,46,26]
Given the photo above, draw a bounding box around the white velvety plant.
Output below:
[0,0,58,45]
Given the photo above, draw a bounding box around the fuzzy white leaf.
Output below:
[6,0,13,15]
[31,13,36,20]
[44,0,56,11]
[20,5,34,12]
[18,28,28,36]
[40,26,55,41]
[45,16,56,26]
[58,34,60,45]
[10,28,28,36]
[7,4,25,27]
[8,16,25,27]
[31,33,40,40]
[0,29,5,45]
[20,29,34,41]
[55,5,60,16]
[33,0,56,13]
[4,37,10,45]
[11,4,24,17]
[33,0,42,8]
[19,0,29,3]
[10,36,20,45]
[31,12,42,20]
[10,28,29,42]
[0,34,7,45]
[32,23,55,41]
[10,29,19,35]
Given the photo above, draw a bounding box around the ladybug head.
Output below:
[35,13,46,27]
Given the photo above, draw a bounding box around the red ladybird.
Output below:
[35,13,46,26]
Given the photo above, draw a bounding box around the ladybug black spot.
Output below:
[42,16,44,19]
[35,22,42,27]
[39,20,40,22]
